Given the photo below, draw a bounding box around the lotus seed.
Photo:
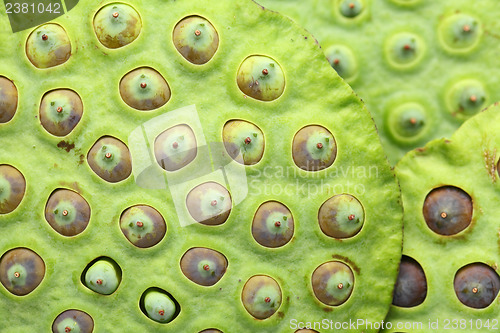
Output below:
[392,256,427,307]
[237,55,285,101]
[252,201,294,248]
[454,262,500,309]
[93,3,142,49]
[52,309,94,333]
[83,257,122,295]
[180,247,228,286]
[26,24,71,69]
[173,16,219,64]
[0,164,26,214]
[154,124,197,171]
[140,288,180,323]
[120,205,166,248]
[186,182,232,225]
[312,261,354,306]
[45,188,91,236]
[119,67,171,111]
[0,76,18,123]
[87,136,132,183]
[241,275,282,319]
[40,89,83,137]
[223,120,265,165]
[0,247,45,296]
[292,125,337,171]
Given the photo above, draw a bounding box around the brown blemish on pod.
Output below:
[0,248,45,296]
[186,182,232,225]
[392,256,427,307]
[252,201,294,248]
[292,125,337,171]
[454,262,500,309]
[180,247,228,286]
[52,309,94,333]
[0,76,18,123]
[45,188,91,236]
[87,136,132,183]
[0,164,26,214]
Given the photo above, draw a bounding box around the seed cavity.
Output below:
[0,164,26,214]
[186,182,232,226]
[180,247,228,286]
[312,261,354,306]
[52,309,94,333]
[26,23,71,69]
[237,55,285,101]
[82,257,122,295]
[241,275,282,319]
[292,125,337,171]
[140,287,181,323]
[173,15,219,64]
[87,136,132,183]
[39,89,83,137]
[119,67,171,111]
[0,76,18,123]
[154,124,197,171]
[454,262,500,309]
[252,201,294,248]
[120,205,166,248]
[93,3,142,49]
[0,247,45,296]
[392,256,427,307]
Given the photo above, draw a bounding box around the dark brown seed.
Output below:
[292,125,337,171]
[0,164,26,214]
[186,182,232,225]
[120,205,166,248]
[52,309,94,333]
[312,261,354,306]
[392,256,427,307]
[454,262,500,309]
[39,89,83,137]
[45,189,91,236]
[423,186,472,235]
[180,247,228,286]
[0,248,45,296]
[87,136,132,183]
[154,124,197,171]
[241,275,282,319]
[0,76,18,123]
[252,201,294,248]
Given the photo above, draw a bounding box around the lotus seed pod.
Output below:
[252,201,294,248]
[44,189,91,237]
[454,263,500,309]
[446,79,487,120]
[318,194,364,239]
[39,89,83,137]
[241,275,282,320]
[52,309,94,333]
[180,247,228,286]
[292,125,337,171]
[0,76,18,123]
[236,55,285,101]
[0,164,26,214]
[87,136,132,183]
[173,16,219,64]
[338,0,364,18]
[83,258,121,295]
[423,186,472,236]
[93,3,142,49]
[324,45,358,83]
[386,102,429,145]
[0,248,45,296]
[119,205,166,248]
[385,32,425,69]
[392,256,427,307]
[199,329,222,333]
[438,13,481,53]
[119,67,171,111]
[186,182,232,225]
[222,119,264,165]
[25,23,71,69]
[140,289,179,323]
[311,261,354,306]
[154,124,197,171]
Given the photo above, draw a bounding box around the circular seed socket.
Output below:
[93,3,142,49]
[186,182,232,225]
[45,189,91,237]
[222,120,265,165]
[318,194,364,239]
[0,247,45,296]
[454,263,500,309]
[120,205,166,248]
[292,125,337,171]
[199,330,223,333]
[87,136,132,183]
[385,32,425,70]
[252,201,294,248]
[173,15,219,64]
[312,261,354,306]
[82,257,122,295]
[386,102,429,145]
[0,76,18,123]
[324,45,358,83]
[39,89,83,136]
[392,256,427,307]
[180,247,228,286]
[140,288,180,324]
[446,79,487,120]
[119,67,171,111]
[241,275,282,319]
[0,164,26,214]
[423,186,473,236]
[26,23,71,69]
[338,0,365,18]
[237,55,285,101]
[438,13,482,54]
[154,124,197,171]
[52,309,94,333]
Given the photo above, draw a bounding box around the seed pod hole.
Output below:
[222,120,265,165]
[392,256,427,307]
[45,188,91,237]
[82,257,122,295]
[423,186,473,235]
[119,67,171,111]
[39,89,83,136]
[385,32,425,70]
[454,262,500,309]
[140,287,181,324]
[52,309,94,333]
[173,15,219,64]
[318,194,364,239]
[154,124,197,171]
[87,136,132,183]
[237,55,285,101]
[252,201,294,248]
[186,182,232,225]
[438,13,482,53]
[180,247,228,286]
[93,3,142,49]
[241,275,282,319]
[312,261,354,306]
[0,247,45,296]
[0,164,26,214]
[120,205,166,248]
[324,45,358,82]
[26,23,71,69]
[0,76,18,123]
[292,125,337,171]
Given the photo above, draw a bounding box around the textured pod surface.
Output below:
[258,0,500,164]
[385,103,500,331]
[0,0,402,331]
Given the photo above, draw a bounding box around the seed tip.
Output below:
[264,297,271,303]
[194,29,201,36]
[203,264,210,271]
[112,12,119,18]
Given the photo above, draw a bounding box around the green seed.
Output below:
[222,119,265,165]
[119,67,171,111]
[438,13,481,53]
[384,32,425,69]
[311,261,354,306]
[0,247,45,296]
[292,125,337,171]
[44,188,91,237]
[392,256,427,307]
[180,247,228,286]
[241,275,282,319]
[154,124,197,171]
[186,182,232,225]
[324,45,358,83]
[318,194,364,239]
[173,16,219,64]
[386,102,429,144]
[39,89,83,137]
[0,76,18,123]
[119,205,166,248]
[52,309,94,333]
[87,136,132,183]
[454,262,500,309]
[237,55,285,101]
[252,201,294,248]
[83,257,121,295]
[338,0,364,18]
[93,3,142,49]
[0,164,26,214]
[140,288,180,323]
[446,79,487,120]
[26,23,71,69]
